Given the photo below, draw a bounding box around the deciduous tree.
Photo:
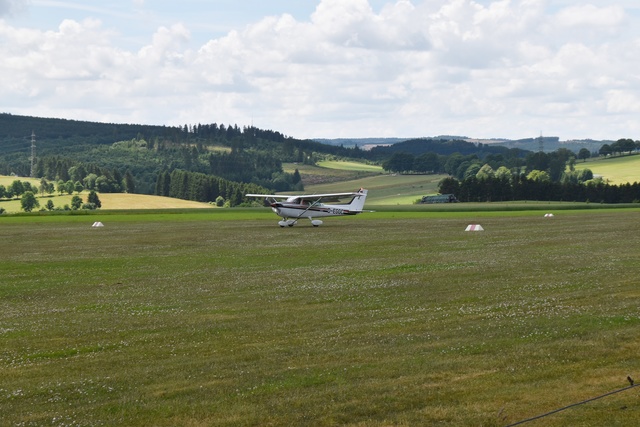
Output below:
[123,170,135,193]
[87,190,102,208]
[578,148,591,161]
[10,180,25,196]
[20,191,39,212]
[71,195,83,210]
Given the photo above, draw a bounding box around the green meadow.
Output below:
[282,162,444,205]
[2,208,640,426]
[316,160,384,172]
[308,173,446,205]
[574,154,640,184]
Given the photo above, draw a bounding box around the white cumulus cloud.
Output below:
[1,0,639,140]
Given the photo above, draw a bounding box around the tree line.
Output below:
[598,139,639,156]
[0,178,102,212]
[155,169,268,206]
[34,156,133,193]
[438,169,640,203]
[1,177,106,200]
[402,141,640,204]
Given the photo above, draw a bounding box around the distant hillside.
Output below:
[317,135,612,154]
[0,113,366,198]
[369,138,529,158]
[0,113,175,146]
[314,137,408,149]
[494,136,611,154]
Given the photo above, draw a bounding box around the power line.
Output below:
[29,130,36,178]
[538,132,544,153]
[505,378,637,426]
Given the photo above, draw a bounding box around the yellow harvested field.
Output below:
[0,175,40,186]
[0,191,214,213]
[97,193,214,209]
[0,175,214,211]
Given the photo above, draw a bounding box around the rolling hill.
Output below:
[574,153,640,184]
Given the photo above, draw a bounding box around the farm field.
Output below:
[2,208,640,426]
[316,160,383,172]
[282,161,384,188]
[306,173,446,205]
[0,191,214,213]
[0,175,215,213]
[279,166,445,205]
[0,175,40,187]
[574,154,640,184]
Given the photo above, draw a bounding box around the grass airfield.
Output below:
[2,208,640,426]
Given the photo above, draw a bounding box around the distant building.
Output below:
[421,194,459,204]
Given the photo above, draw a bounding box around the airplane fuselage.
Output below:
[271,201,359,219]
[246,189,368,227]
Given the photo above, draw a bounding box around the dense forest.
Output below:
[433,141,640,203]
[438,173,640,204]
[370,138,529,158]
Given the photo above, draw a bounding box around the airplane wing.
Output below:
[246,191,364,203]
[297,192,362,203]
[246,194,293,199]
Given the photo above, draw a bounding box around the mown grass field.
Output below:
[2,208,640,426]
[282,161,383,187]
[316,160,383,172]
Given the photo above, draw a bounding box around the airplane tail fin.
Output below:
[349,188,368,212]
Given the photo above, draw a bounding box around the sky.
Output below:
[1,0,640,140]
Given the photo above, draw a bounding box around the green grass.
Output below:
[316,160,383,172]
[282,162,383,187]
[2,209,640,426]
[0,192,92,213]
[574,153,640,184]
[253,165,445,205]
[305,174,447,205]
[0,175,41,187]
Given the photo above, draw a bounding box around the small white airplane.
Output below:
[246,188,369,227]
